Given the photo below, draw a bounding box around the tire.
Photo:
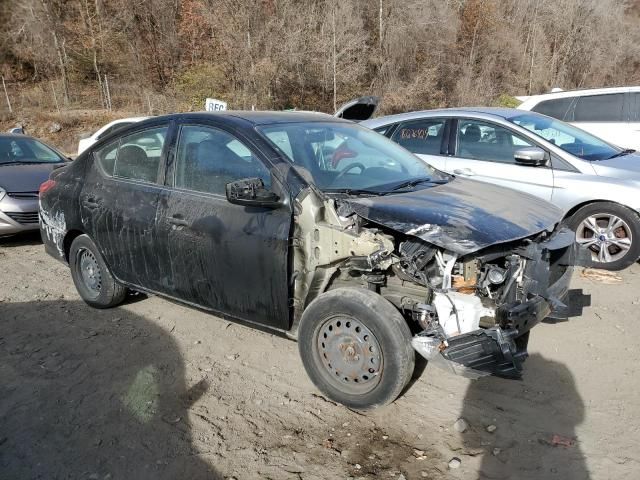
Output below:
[298,287,415,411]
[69,234,127,308]
[565,202,640,271]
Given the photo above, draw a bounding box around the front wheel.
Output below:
[566,202,640,271]
[298,287,415,411]
[69,234,127,308]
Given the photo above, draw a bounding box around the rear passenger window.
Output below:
[573,94,624,122]
[391,119,446,155]
[531,98,573,120]
[174,125,270,195]
[94,140,119,175]
[373,125,391,136]
[113,127,168,183]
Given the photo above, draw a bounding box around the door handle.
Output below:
[167,216,190,227]
[453,168,475,176]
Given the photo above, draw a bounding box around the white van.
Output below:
[517,87,640,150]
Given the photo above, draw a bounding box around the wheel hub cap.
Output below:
[576,213,632,264]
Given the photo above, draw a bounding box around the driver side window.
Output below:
[174,125,270,195]
[456,119,534,164]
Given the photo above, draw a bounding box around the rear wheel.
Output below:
[69,234,127,308]
[566,202,640,271]
[298,287,414,411]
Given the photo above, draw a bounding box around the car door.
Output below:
[570,92,631,148]
[155,122,292,330]
[446,118,554,201]
[388,118,449,171]
[80,123,171,291]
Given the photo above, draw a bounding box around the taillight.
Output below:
[39,179,56,196]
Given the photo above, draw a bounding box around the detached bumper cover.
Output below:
[412,328,528,379]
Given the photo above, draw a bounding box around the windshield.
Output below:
[257,122,446,193]
[0,137,65,165]
[508,113,621,161]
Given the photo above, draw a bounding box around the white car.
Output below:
[516,86,640,150]
[77,117,148,155]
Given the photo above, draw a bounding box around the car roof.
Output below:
[138,110,349,127]
[517,86,640,104]
[361,107,522,128]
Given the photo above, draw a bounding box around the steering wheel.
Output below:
[333,162,366,182]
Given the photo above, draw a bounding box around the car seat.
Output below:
[116,145,158,182]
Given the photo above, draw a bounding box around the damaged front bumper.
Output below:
[412,228,591,379]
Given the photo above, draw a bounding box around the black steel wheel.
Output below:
[69,234,127,308]
[77,247,102,300]
[298,287,414,411]
[316,314,384,395]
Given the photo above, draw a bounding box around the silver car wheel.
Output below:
[576,214,632,264]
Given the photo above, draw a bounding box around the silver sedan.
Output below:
[363,108,640,270]
[0,134,68,236]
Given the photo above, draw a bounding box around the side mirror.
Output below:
[226,177,280,208]
[514,147,548,167]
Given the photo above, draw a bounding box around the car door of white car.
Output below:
[388,118,449,171]
[446,118,554,202]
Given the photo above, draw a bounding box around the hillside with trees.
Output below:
[1,0,639,120]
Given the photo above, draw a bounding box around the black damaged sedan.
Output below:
[39,112,587,410]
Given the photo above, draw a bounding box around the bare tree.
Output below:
[0,0,639,114]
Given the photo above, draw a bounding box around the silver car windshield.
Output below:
[508,113,622,161]
[258,122,446,193]
[0,137,65,165]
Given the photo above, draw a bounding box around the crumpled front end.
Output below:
[410,228,590,379]
[289,187,589,381]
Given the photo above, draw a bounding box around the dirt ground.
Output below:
[1,231,639,480]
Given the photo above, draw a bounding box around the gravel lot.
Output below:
[1,231,639,480]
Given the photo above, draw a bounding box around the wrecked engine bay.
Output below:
[291,186,588,380]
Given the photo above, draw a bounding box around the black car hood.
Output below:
[339,178,562,255]
[0,162,66,192]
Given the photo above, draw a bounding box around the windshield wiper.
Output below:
[388,177,447,192]
[324,188,388,196]
[607,148,636,159]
